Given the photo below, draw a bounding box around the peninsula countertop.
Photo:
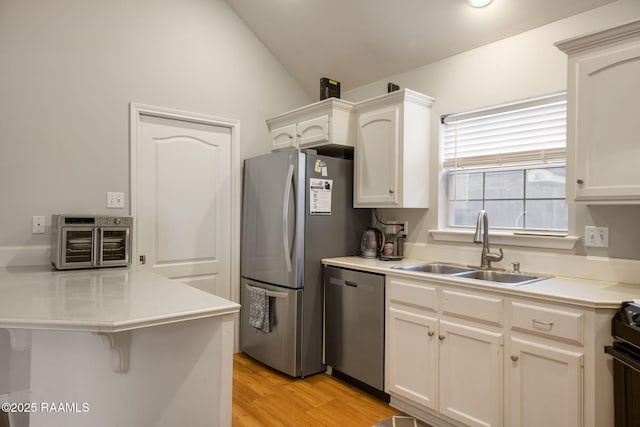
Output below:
[0,266,240,332]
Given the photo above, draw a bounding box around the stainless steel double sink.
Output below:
[390,263,551,286]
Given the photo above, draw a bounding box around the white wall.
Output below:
[344,0,640,260]
[0,0,312,266]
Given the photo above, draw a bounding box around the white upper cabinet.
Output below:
[353,89,434,208]
[557,19,640,203]
[266,98,354,151]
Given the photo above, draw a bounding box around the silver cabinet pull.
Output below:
[532,319,554,329]
[438,335,445,341]
[428,331,435,337]
[511,355,519,362]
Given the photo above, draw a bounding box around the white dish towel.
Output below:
[248,285,271,333]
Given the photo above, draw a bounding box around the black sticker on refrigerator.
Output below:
[310,178,332,215]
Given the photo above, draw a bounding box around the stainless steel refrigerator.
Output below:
[240,149,370,377]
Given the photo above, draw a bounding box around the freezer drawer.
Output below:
[324,266,385,391]
[240,278,303,377]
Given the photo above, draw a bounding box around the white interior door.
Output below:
[131,104,240,300]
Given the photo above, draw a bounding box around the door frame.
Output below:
[129,102,241,308]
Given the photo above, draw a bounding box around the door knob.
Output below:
[511,355,519,362]
[428,331,434,337]
[576,179,584,185]
[438,335,445,341]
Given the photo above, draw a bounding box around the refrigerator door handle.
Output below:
[265,290,289,299]
[282,163,295,273]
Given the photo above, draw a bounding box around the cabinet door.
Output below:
[438,320,504,427]
[387,306,437,410]
[297,115,330,148]
[508,337,583,427]
[270,123,297,151]
[354,106,399,206]
[573,41,640,201]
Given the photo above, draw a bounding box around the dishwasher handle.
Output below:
[329,277,358,288]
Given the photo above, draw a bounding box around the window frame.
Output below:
[433,93,579,249]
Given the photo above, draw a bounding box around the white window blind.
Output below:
[442,93,566,169]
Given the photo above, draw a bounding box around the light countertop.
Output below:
[0,266,240,332]
[322,256,640,309]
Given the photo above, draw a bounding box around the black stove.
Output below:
[605,301,640,427]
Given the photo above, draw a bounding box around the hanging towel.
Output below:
[248,285,271,333]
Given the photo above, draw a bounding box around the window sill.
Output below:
[429,229,580,250]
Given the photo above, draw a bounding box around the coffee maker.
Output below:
[380,223,407,261]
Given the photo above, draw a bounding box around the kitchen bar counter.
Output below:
[0,266,239,332]
[0,266,239,427]
[322,256,640,308]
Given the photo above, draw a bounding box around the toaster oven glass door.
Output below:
[61,227,96,268]
[98,227,130,266]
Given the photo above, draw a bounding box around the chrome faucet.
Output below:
[473,210,503,269]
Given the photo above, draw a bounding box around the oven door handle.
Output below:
[605,345,640,373]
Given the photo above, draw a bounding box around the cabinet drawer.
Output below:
[510,301,584,345]
[387,276,437,312]
[441,289,503,326]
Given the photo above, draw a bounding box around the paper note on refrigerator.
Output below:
[309,178,332,215]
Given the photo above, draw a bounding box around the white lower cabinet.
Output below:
[508,337,583,427]
[386,275,504,427]
[439,321,504,427]
[387,306,437,409]
[385,274,605,427]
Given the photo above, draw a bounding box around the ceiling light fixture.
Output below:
[467,0,493,8]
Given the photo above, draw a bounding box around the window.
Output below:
[441,93,568,232]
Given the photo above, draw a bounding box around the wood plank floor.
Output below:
[233,353,397,426]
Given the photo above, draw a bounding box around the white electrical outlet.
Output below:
[32,216,45,234]
[107,192,125,208]
[584,226,609,248]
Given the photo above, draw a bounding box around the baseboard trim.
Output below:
[389,395,464,427]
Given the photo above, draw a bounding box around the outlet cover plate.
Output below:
[107,192,125,209]
[32,216,45,234]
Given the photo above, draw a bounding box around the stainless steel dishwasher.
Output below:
[324,265,385,394]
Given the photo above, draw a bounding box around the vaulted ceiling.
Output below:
[225,0,617,98]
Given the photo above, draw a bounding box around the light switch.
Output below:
[107,192,125,208]
[584,226,609,248]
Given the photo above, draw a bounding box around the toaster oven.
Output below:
[51,214,132,270]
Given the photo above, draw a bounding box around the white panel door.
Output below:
[135,113,233,299]
[573,41,640,201]
[386,306,438,410]
[438,320,504,427]
[354,106,400,206]
[508,337,583,427]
